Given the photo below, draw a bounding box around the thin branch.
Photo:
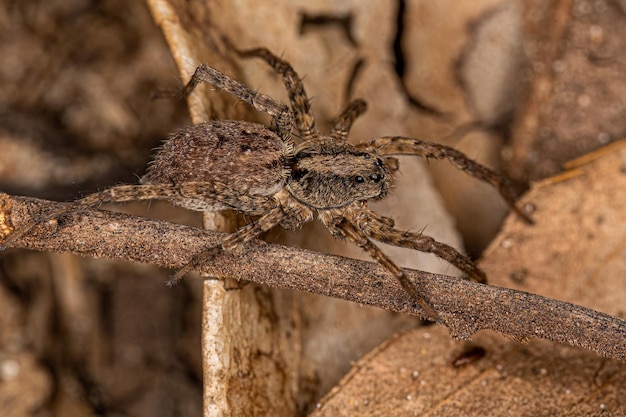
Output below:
[1,193,625,362]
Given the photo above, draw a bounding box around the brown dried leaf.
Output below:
[509,0,626,181]
[312,327,626,417]
[483,138,626,320]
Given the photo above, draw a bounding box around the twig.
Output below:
[1,193,625,361]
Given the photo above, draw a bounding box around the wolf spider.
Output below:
[0,42,532,320]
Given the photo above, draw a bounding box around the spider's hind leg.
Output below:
[0,184,187,252]
[0,182,273,253]
[352,205,487,284]
[182,64,292,139]
[223,38,318,139]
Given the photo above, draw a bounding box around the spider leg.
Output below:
[336,220,439,321]
[167,206,287,285]
[223,38,318,139]
[0,182,272,251]
[359,137,534,224]
[330,99,367,140]
[355,206,487,283]
[183,64,292,139]
[1,184,177,251]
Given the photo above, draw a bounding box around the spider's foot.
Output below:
[513,204,535,225]
[166,269,186,287]
[464,268,487,285]
[165,276,180,287]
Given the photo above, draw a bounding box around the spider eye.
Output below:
[354,175,365,183]
[369,173,383,182]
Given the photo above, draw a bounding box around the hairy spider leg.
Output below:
[330,99,368,141]
[354,205,487,283]
[225,39,319,140]
[183,64,292,139]
[360,137,534,224]
[336,220,440,321]
[167,206,287,285]
[0,184,180,251]
[0,182,273,251]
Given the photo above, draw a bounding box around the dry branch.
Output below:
[1,193,625,362]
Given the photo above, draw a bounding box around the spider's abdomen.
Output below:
[286,140,390,209]
[141,120,290,213]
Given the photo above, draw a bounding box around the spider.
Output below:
[0,42,532,320]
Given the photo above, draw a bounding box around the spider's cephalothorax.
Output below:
[287,140,390,209]
[0,41,532,320]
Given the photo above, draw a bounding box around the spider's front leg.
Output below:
[354,205,487,283]
[359,137,534,224]
[319,209,440,321]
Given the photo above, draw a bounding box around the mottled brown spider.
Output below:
[0,43,532,320]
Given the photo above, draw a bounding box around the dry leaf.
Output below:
[483,139,626,320]
[313,327,626,417]
[509,0,626,181]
